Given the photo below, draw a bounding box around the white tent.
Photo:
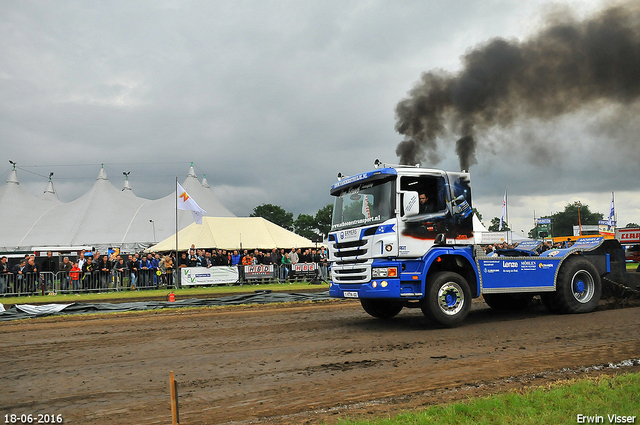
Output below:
[0,164,236,253]
[15,166,150,250]
[148,217,316,252]
[0,167,63,250]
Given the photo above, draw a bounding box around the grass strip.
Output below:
[337,373,640,425]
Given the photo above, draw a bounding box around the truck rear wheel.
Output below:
[483,293,533,311]
[360,299,403,319]
[544,257,601,314]
[421,271,471,327]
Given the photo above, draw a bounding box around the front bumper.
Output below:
[329,277,424,299]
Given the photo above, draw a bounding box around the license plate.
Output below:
[344,291,359,298]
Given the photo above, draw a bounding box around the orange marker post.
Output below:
[170,371,179,424]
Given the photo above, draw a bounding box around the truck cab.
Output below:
[328,162,479,326]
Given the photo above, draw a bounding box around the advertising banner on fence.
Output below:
[292,263,317,273]
[244,264,276,280]
[291,263,318,280]
[181,266,238,286]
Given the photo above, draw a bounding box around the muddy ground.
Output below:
[1,297,639,424]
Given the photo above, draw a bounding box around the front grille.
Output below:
[335,258,368,265]
[330,236,372,283]
[334,267,367,275]
[335,275,366,282]
[335,249,366,257]
[334,240,366,249]
[331,260,372,284]
[332,238,370,263]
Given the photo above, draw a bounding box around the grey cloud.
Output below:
[2,0,636,229]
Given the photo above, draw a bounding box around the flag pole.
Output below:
[613,191,616,225]
[175,176,179,274]
[499,189,507,233]
[505,189,508,231]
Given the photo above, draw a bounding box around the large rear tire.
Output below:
[421,271,471,327]
[544,257,601,314]
[360,299,403,319]
[483,293,534,311]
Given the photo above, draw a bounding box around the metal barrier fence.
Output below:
[0,271,44,297]
[0,263,330,297]
[0,270,167,297]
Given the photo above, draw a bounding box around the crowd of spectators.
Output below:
[0,254,40,294]
[182,245,329,283]
[0,245,329,296]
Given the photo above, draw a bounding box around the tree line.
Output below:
[250,204,333,240]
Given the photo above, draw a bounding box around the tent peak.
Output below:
[6,168,19,185]
[44,179,56,195]
[42,176,59,201]
[97,165,108,181]
[187,163,197,178]
[202,174,210,188]
[122,171,132,191]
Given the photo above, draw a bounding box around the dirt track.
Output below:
[1,298,639,424]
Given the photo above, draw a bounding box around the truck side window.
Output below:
[400,175,447,215]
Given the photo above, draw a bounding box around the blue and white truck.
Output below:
[328,160,639,327]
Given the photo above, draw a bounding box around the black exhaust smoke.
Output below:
[395,2,640,170]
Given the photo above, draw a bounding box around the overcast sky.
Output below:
[2,0,639,236]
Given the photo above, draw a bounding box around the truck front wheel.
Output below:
[542,257,601,314]
[421,272,471,327]
[360,299,403,319]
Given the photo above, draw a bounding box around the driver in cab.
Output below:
[419,192,436,214]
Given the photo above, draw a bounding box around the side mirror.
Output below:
[402,191,420,219]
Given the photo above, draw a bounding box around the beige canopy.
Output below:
[147,216,316,252]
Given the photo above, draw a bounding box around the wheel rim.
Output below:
[437,282,464,315]
[571,270,595,303]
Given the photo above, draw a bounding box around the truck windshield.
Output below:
[332,179,394,230]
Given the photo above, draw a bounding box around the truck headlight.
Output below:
[372,267,397,278]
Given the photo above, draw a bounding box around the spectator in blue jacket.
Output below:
[150,253,160,288]
[231,250,241,266]
[139,254,151,289]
